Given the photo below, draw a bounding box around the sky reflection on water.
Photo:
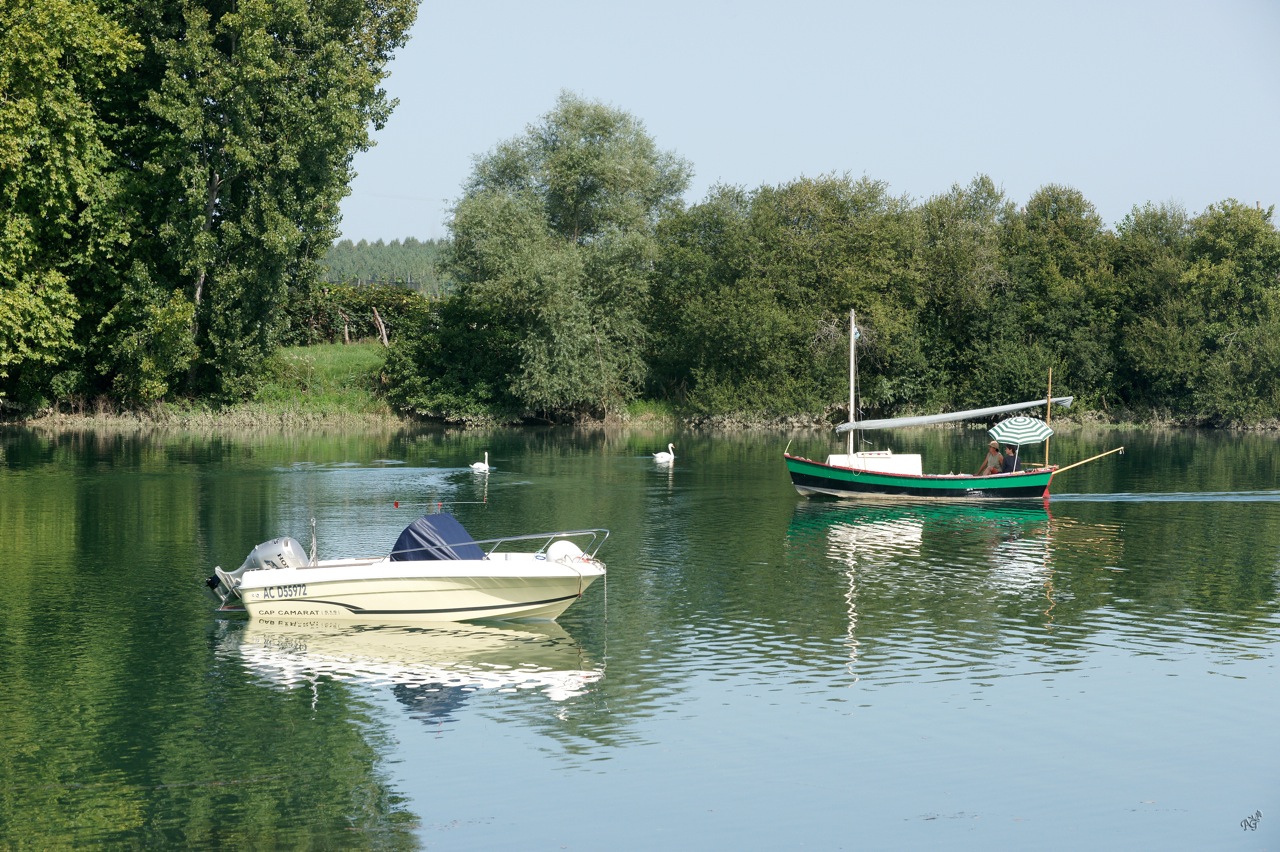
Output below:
[1,426,1277,849]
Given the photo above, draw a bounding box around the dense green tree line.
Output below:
[1,0,417,410]
[6,56,1278,425]
[323,236,447,294]
[385,95,1280,426]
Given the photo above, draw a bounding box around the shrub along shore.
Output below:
[10,343,1275,434]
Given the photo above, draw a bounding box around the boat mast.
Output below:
[1044,367,1053,466]
[848,309,857,456]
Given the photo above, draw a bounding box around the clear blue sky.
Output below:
[337,0,1280,243]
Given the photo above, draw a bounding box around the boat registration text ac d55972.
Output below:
[253,584,307,600]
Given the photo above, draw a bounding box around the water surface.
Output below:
[1,425,1277,849]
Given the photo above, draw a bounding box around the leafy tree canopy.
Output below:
[386,92,691,421]
[0,0,139,405]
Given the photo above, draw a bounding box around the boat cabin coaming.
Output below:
[822,450,923,477]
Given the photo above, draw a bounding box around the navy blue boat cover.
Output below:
[390,513,485,561]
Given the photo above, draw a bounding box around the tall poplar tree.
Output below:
[998,185,1117,404]
[88,0,418,402]
[915,176,1016,407]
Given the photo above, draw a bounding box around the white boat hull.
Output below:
[232,552,605,623]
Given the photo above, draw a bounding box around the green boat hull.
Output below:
[785,453,1055,500]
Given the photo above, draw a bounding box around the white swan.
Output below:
[653,443,675,463]
[470,451,490,472]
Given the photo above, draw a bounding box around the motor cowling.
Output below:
[238,536,309,573]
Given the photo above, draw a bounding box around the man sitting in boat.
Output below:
[1001,445,1021,473]
[978,441,1002,476]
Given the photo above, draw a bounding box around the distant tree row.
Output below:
[384,93,1280,427]
[323,238,449,295]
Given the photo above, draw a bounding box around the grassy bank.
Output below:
[16,343,404,431]
[11,344,689,432]
[256,343,394,415]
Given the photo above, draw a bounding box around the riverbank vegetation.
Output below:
[4,10,1278,431]
[25,343,400,432]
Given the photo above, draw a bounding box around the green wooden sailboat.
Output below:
[785,311,1122,500]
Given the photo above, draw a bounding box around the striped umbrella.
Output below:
[989,416,1053,446]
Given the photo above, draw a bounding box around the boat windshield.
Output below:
[390,513,485,561]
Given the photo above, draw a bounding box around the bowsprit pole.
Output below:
[1044,446,1126,498]
[1047,446,1126,477]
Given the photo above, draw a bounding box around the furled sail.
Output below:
[836,396,1073,433]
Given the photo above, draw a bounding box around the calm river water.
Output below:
[1,424,1277,850]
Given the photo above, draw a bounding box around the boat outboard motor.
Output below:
[239,536,309,572]
[205,536,310,606]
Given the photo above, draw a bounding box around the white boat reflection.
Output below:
[790,501,1123,632]
[799,501,1058,585]
[222,619,604,706]
[823,513,924,562]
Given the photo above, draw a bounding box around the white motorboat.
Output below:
[206,512,608,623]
